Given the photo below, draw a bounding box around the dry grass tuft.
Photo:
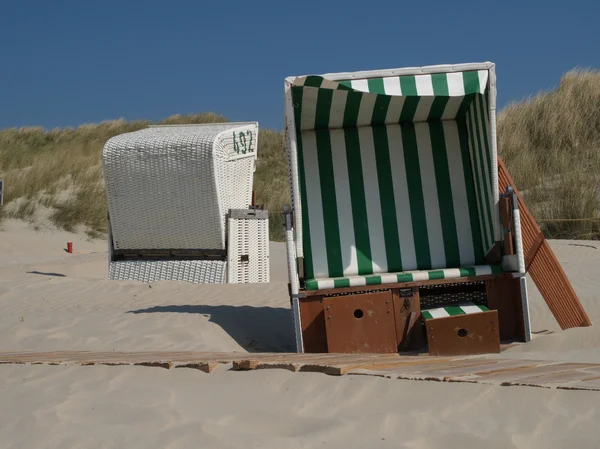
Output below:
[498,69,600,239]
[0,113,290,240]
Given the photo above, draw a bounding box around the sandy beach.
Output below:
[1,219,600,448]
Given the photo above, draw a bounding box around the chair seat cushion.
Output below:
[422,302,490,320]
[304,265,503,291]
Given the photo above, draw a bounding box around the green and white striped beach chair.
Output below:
[284,62,531,353]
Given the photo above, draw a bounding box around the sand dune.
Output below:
[1,219,600,448]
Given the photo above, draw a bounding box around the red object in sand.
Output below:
[67,242,73,254]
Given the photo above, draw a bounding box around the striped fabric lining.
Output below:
[290,69,498,284]
[299,122,486,280]
[292,70,489,131]
[304,265,503,291]
[422,302,490,320]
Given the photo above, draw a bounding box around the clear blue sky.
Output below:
[1,0,598,131]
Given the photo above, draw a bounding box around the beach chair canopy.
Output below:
[103,123,258,252]
[285,63,502,289]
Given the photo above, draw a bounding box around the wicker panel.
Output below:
[419,281,487,309]
[109,260,226,284]
[103,123,257,251]
[227,210,269,283]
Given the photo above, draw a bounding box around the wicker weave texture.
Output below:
[103,123,258,251]
[109,260,226,284]
[227,213,270,283]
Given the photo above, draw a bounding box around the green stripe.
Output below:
[344,128,373,275]
[291,87,314,279]
[490,265,504,274]
[422,311,433,320]
[457,118,484,264]
[338,80,352,89]
[399,76,420,122]
[372,94,391,125]
[466,100,491,250]
[429,122,461,267]
[401,122,431,270]
[477,305,490,312]
[367,78,386,94]
[314,88,333,130]
[372,126,403,272]
[334,278,350,288]
[303,77,323,88]
[428,270,445,280]
[470,99,494,249]
[305,280,318,290]
[456,94,475,120]
[343,91,362,128]
[314,127,344,277]
[459,266,477,277]
[477,94,495,242]
[462,71,481,94]
[397,273,414,283]
[445,306,466,317]
[366,275,382,286]
[428,73,450,120]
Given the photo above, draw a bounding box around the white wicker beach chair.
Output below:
[102,123,269,284]
[284,62,531,354]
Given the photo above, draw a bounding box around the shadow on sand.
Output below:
[127,304,296,353]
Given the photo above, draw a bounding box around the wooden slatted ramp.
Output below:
[1,351,600,392]
[498,156,591,329]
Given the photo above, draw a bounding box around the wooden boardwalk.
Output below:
[1,351,600,392]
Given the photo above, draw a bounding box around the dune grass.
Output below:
[498,69,600,239]
[0,113,290,240]
[0,68,599,241]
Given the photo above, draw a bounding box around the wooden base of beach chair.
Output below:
[425,310,501,356]
[297,273,527,354]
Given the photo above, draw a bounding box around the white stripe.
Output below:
[429,308,449,319]
[351,79,369,92]
[349,276,367,287]
[386,125,417,271]
[358,127,387,274]
[380,273,399,284]
[356,93,377,127]
[441,268,461,279]
[300,87,318,131]
[460,304,483,315]
[383,77,402,95]
[293,77,307,87]
[415,74,434,95]
[409,270,429,282]
[301,131,329,278]
[317,279,335,290]
[446,72,465,96]
[414,123,446,269]
[466,103,491,250]
[441,96,464,121]
[385,96,406,124]
[328,89,348,129]
[412,96,435,123]
[477,70,489,94]
[442,121,476,266]
[474,265,493,276]
[330,129,358,276]
[320,79,339,90]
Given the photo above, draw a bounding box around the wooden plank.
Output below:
[485,277,526,341]
[497,157,591,329]
[500,196,515,255]
[299,296,328,353]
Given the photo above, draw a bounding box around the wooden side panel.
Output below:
[299,297,328,353]
[497,157,591,329]
[500,196,514,255]
[392,288,426,351]
[324,291,397,354]
[425,310,501,356]
[486,277,525,342]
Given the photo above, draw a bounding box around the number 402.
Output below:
[233,131,254,154]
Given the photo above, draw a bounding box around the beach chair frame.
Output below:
[284,62,531,353]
